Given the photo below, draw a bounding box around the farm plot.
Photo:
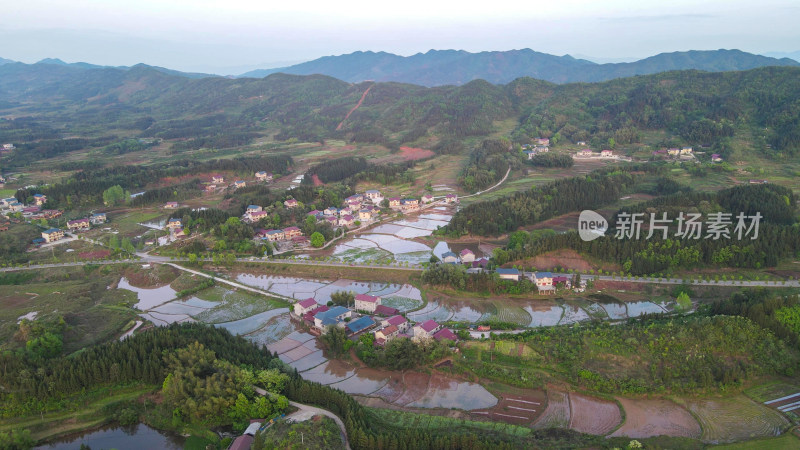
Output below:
[244,314,295,347]
[492,302,533,326]
[559,304,591,324]
[392,372,432,406]
[327,368,392,395]
[407,302,453,322]
[626,301,666,317]
[611,397,700,439]
[525,303,563,327]
[568,393,621,435]
[533,390,570,429]
[213,308,289,335]
[471,391,546,425]
[687,395,791,443]
[381,296,423,312]
[193,288,285,323]
[301,360,357,385]
[407,372,497,410]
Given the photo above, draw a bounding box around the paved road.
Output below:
[253,386,350,450]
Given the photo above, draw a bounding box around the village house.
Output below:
[421,194,434,204]
[600,150,614,158]
[459,248,475,263]
[339,215,355,228]
[284,198,298,208]
[441,251,458,264]
[0,197,16,207]
[535,137,550,146]
[205,184,217,193]
[445,193,458,203]
[354,293,381,313]
[711,154,723,162]
[233,180,246,189]
[7,202,23,212]
[308,210,324,220]
[358,209,372,221]
[374,325,399,345]
[33,194,47,206]
[749,179,768,184]
[42,228,64,242]
[577,149,595,157]
[314,306,352,330]
[67,218,91,231]
[338,207,352,217]
[23,206,40,215]
[246,205,263,214]
[294,298,319,316]
[346,316,376,336]
[413,320,442,339]
[403,198,419,207]
[535,145,549,153]
[388,197,402,208]
[254,229,270,239]
[167,218,183,229]
[346,194,364,203]
[283,226,302,239]
[523,150,536,160]
[90,213,107,225]
[2,143,15,151]
[291,236,310,248]
[164,201,179,209]
[324,206,339,216]
[212,175,224,184]
[577,141,587,146]
[347,199,362,210]
[681,147,693,154]
[533,271,554,287]
[325,216,339,227]
[374,304,399,316]
[496,268,520,281]
[264,229,285,241]
[302,305,328,326]
[245,210,267,223]
[667,148,681,156]
[382,315,410,333]
[365,189,382,201]
[255,171,273,182]
[552,276,570,287]
[432,328,459,343]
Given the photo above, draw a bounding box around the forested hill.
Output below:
[1,64,799,165]
[239,49,799,86]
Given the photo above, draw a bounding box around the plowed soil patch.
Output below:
[399,147,435,161]
[392,372,430,406]
[611,397,701,439]
[568,393,621,435]
[533,390,570,429]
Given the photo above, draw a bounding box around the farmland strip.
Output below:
[782,405,800,412]
[495,413,529,420]
[777,400,800,411]
[508,406,537,412]
[509,399,541,405]
[764,392,800,404]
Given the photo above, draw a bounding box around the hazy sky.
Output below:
[2,0,798,74]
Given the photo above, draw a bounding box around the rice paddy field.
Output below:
[685,395,791,443]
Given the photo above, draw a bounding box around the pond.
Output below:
[36,424,184,450]
[118,277,177,310]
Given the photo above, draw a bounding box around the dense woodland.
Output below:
[446,164,661,236]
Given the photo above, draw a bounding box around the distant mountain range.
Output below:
[239,49,800,86]
[1,49,797,87]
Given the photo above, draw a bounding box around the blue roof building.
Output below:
[345,316,375,335]
[314,306,351,328]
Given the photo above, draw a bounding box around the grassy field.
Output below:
[0,384,156,443]
[712,432,800,449]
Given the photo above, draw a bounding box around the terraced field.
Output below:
[533,390,570,429]
[687,395,791,443]
[611,397,701,439]
[568,393,621,435]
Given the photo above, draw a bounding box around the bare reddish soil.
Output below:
[519,249,595,272]
[399,146,435,161]
[568,393,622,435]
[336,84,373,131]
[311,174,324,186]
[611,397,701,439]
[78,250,111,259]
[471,391,546,425]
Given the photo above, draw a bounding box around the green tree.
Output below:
[320,326,349,357]
[102,185,126,206]
[330,291,353,307]
[676,292,691,311]
[310,232,325,248]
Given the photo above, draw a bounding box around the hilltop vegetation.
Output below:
[1,64,799,171]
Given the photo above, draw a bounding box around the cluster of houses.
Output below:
[308,192,383,228]
[522,143,550,160]
[255,226,307,247]
[652,147,694,159]
[575,149,617,159]
[204,171,274,194]
[439,248,489,270]
[37,212,108,244]
[496,268,576,294]
[293,293,458,346]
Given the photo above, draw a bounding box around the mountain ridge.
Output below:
[239,48,799,86]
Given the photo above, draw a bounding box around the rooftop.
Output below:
[346,316,375,334]
[417,319,439,332]
[355,293,379,303]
